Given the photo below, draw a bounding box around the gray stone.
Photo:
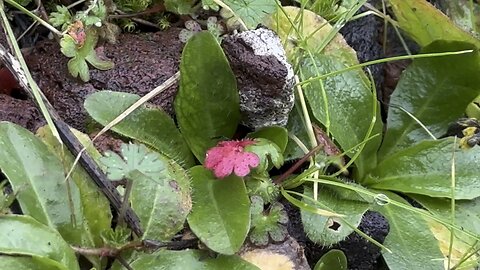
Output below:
[222,28,295,130]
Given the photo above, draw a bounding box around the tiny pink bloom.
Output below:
[205,139,260,178]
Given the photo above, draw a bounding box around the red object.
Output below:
[0,68,20,96]
[205,139,260,179]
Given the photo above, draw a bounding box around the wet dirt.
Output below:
[0,94,45,132]
[25,27,183,131]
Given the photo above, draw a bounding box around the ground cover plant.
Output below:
[0,0,480,269]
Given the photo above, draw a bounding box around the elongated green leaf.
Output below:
[301,55,382,178]
[0,122,85,244]
[175,31,239,163]
[0,215,80,270]
[37,126,112,269]
[372,192,444,270]
[379,41,480,158]
[0,255,67,270]
[84,91,194,168]
[113,249,259,270]
[130,156,192,241]
[187,166,250,255]
[410,194,480,267]
[301,186,370,245]
[411,194,480,235]
[314,249,347,270]
[388,0,480,47]
[367,138,480,199]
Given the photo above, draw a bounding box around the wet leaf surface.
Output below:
[175,31,239,163]
[187,166,250,255]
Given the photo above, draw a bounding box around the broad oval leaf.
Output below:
[372,192,444,270]
[84,91,195,168]
[174,31,240,163]
[378,41,480,158]
[0,122,86,245]
[130,155,192,241]
[37,126,112,269]
[365,138,480,200]
[0,215,80,270]
[113,249,259,270]
[388,0,480,48]
[301,186,370,245]
[301,55,382,178]
[314,249,347,270]
[187,166,250,255]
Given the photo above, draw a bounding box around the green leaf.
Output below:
[379,41,480,158]
[301,55,382,178]
[130,154,192,241]
[175,31,239,163]
[387,0,480,48]
[372,191,443,270]
[411,194,480,236]
[0,255,68,270]
[367,138,480,200]
[84,91,195,168]
[85,50,114,70]
[264,6,360,64]
[100,143,165,181]
[164,0,195,14]
[50,6,72,29]
[245,138,283,172]
[113,249,259,270]
[187,166,250,255]
[248,126,288,153]
[301,186,370,245]
[37,126,112,269]
[222,0,276,29]
[0,215,80,270]
[0,122,87,245]
[67,56,89,82]
[60,35,77,58]
[249,196,288,245]
[314,249,347,270]
[466,94,480,119]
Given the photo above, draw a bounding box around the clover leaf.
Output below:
[245,138,284,172]
[49,5,72,30]
[249,196,289,246]
[60,28,113,82]
[100,143,166,181]
[222,0,277,29]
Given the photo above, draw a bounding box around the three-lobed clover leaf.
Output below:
[100,143,166,181]
[49,5,72,30]
[221,0,277,29]
[245,138,284,173]
[249,196,289,246]
[60,28,114,82]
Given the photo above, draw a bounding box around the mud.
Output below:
[26,28,183,131]
[0,94,44,132]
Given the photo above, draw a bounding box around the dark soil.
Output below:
[24,28,184,131]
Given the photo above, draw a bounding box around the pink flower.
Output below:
[205,139,260,178]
